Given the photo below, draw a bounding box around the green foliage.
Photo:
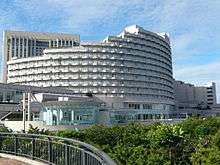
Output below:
[54,117,220,165]
[83,125,124,148]
[0,126,11,132]
[27,124,49,135]
[56,129,85,140]
[179,117,220,138]
[191,130,220,164]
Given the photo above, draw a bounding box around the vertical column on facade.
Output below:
[72,40,74,46]
[60,109,63,124]
[49,40,51,48]
[27,92,31,121]
[71,110,74,125]
[22,38,25,58]
[30,38,32,57]
[56,39,59,48]
[26,38,29,57]
[14,37,17,57]
[22,93,26,122]
[9,37,13,59]
[33,39,36,56]
[18,37,21,58]
[56,109,60,125]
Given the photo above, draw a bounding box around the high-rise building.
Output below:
[2,30,80,82]
[5,25,174,119]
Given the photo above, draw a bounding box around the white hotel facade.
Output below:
[3,25,174,121]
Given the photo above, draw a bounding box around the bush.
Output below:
[54,117,220,164]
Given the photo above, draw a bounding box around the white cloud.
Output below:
[174,62,220,79]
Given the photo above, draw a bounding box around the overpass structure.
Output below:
[0,132,117,165]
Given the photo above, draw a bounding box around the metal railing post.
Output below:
[48,137,52,164]
[14,135,18,155]
[32,137,35,160]
[82,151,86,165]
[65,145,70,165]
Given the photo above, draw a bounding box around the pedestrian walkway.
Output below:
[0,153,46,165]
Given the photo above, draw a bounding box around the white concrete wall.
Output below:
[1,121,46,132]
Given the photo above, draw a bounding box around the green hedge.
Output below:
[55,117,220,165]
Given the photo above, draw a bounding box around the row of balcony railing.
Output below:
[8,71,173,85]
[9,64,171,77]
[9,47,171,68]
[9,60,172,74]
[125,32,170,51]
[109,34,171,55]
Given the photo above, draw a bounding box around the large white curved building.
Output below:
[7,25,174,114]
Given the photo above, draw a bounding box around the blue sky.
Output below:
[0,0,220,102]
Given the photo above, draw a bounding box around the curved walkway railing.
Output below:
[0,133,117,165]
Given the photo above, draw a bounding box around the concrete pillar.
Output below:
[57,109,60,125]
[60,109,63,123]
[71,110,74,124]
[27,92,31,121]
[56,39,59,48]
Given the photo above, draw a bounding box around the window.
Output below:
[128,103,140,109]
[143,104,152,109]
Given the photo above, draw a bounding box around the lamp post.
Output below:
[22,92,26,133]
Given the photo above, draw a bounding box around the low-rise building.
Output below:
[174,80,217,109]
